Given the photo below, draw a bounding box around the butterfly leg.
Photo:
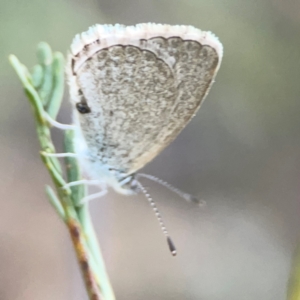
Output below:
[41,151,80,158]
[43,112,76,130]
[77,189,108,206]
[118,175,132,186]
[63,179,103,189]
[41,152,102,193]
[63,179,107,205]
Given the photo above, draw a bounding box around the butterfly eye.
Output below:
[76,102,91,114]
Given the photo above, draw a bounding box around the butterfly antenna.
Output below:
[137,173,205,206]
[135,181,177,256]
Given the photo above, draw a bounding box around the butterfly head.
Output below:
[112,171,140,195]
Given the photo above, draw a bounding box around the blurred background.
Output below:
[1,0,300,299]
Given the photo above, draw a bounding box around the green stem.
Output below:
[9,44,115,300]
[78,205,115,300]
[63,130,115,300]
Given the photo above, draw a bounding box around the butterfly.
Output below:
[45,23,223,255]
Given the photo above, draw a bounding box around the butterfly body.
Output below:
[72,120,138,195]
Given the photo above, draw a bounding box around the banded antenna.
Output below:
[135,180,177,256]
[137,173,205,206]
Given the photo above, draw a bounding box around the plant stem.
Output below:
[9,45,115,300]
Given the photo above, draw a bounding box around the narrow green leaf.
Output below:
[31,64,44,89]
[46,52,65,119]
[9,55,45,126]
[40,152,71,194]
[36,42,53,106]
[45,185,66,221]
[64,130,84,206]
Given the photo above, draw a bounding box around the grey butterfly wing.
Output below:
[73,37,220,174]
